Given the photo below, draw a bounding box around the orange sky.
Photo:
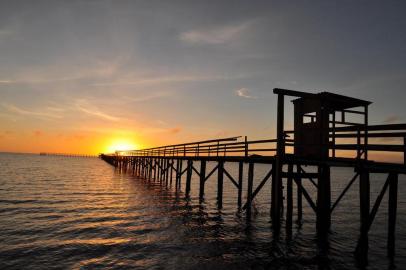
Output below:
[1,1,405,165]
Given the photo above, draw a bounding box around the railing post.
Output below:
[244,136,248,157]
[403,136,406,166]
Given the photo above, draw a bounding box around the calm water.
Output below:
[0,153,405,269]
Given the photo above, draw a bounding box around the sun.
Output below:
[104,139,139,153]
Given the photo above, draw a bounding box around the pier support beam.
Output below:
[246,162,254,221]
[199,160,206,201]
[238,161,243,209]
[356,169,370,265]
[271,159,282,233]
[186,160,192,196]
[217,161,224,209]
[316,165,331,236]
[388,172,398,258]
[296,165,303,224]
[286,163,293,237]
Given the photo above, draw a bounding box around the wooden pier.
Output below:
[39,152,97,158]
[101,88,406,265]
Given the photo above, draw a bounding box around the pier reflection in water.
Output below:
[0,153,404,269]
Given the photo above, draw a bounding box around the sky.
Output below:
[0,0,405,155]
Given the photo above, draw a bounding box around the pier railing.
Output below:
[115,125,406,164]
[116,136,278,158]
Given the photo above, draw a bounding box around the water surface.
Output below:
[0,153,405,269]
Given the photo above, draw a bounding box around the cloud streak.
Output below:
[180,21,252,45]
[2,103,63,119]
[75,100,120,122]
[235,88,257,99]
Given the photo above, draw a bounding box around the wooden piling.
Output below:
[316,165,331,235]
[246,162,254,221]
[286,163,293,236]
[199,160,206,200]
[217,161,224,209]
[357,169,370,264]
[186,160,192,196]
[388,172,398,258]
[296,165,303,224]
[271,159,282,232]
[238,161,243,209]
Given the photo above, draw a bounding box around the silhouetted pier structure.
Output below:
[101,88,406,265]
[39,152,97,158]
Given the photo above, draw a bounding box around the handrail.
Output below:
[111,124,406,164]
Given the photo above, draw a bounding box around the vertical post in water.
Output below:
[170,159,174,186]
[186,160,192,196]
[199,160,206,201]
[272,93,284,233]
[165,159,170,186]
[132,157,136,174]
[217,161,224,209]
[286,163,293,237]
[148,158,153,180]
[356,169,370,264]
[246,162,254,221]
[388,172,398,258]
[296,165,302,224]
[238,161,243,209]
[178,159,183,189]
[153,158,157,180]
[316,164,331,236]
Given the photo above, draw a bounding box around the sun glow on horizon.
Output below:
[104,139,140,154]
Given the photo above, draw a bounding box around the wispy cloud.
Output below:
[180,21,252,45]
[235,88,257,99]
[383,115,401,124]
[123,92,170,103]
[0,80,14,84]
[2,103,63,119]
[75,100,120,122]
[90,73,246,87]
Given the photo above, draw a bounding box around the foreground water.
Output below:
[0,153,405,269]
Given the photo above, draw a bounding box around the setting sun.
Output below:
[104,139,139,153]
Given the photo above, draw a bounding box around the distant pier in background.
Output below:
[101,88,406,266]
[39,152,98,158]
